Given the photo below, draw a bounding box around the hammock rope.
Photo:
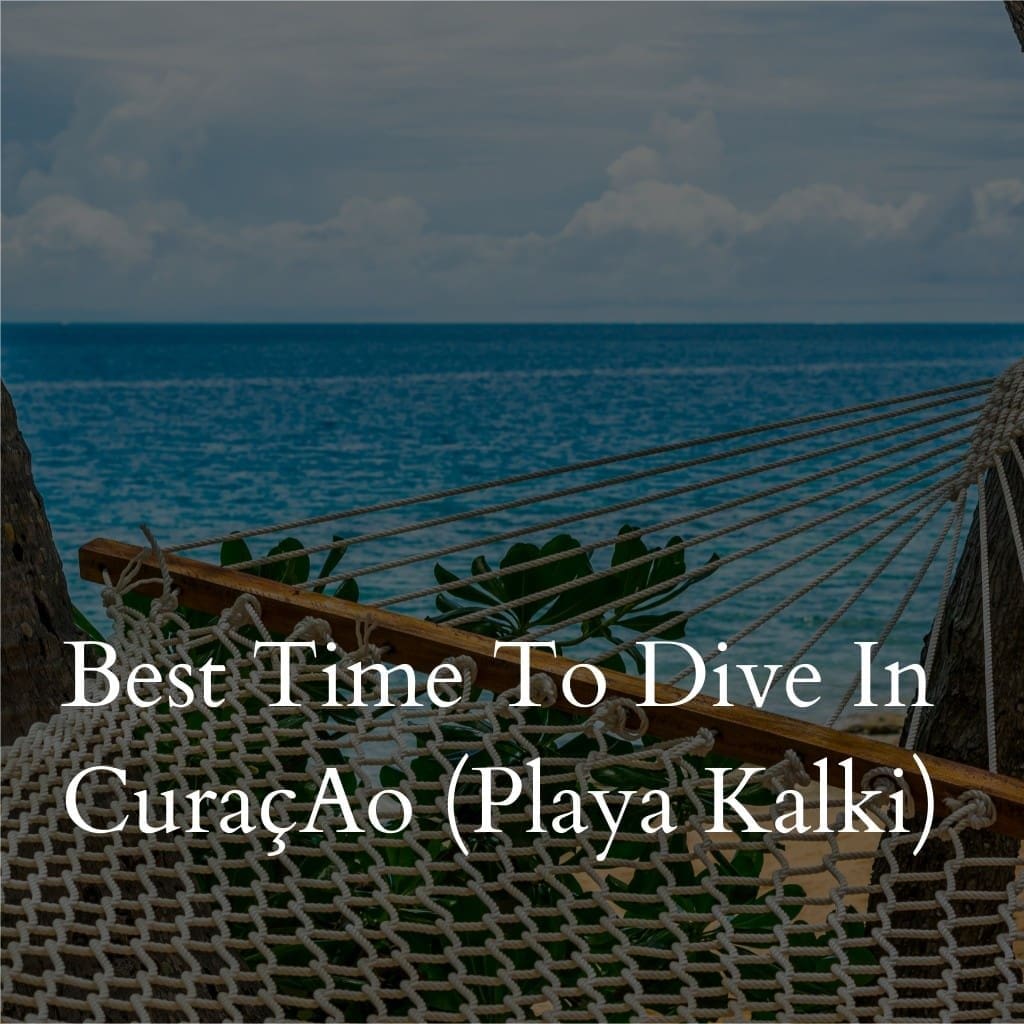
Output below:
[371,421,971,611]
[2,360,1022,1023]
[613,492,950,713]
[512,456,963,641]
[977,476,998,774]
[904,488,967,752]
[217,396,983,582]
[169,380,988,564]
[632,488,945,687]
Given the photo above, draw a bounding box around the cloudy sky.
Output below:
[2,2,1022,321]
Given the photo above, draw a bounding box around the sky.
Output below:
[2,2,1022,322]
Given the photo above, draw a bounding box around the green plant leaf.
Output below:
[220,535,253,568]
[72,604,104,642]
[312,535,348,593]
[333,577,359,602]
[259,538,310,586]
[433,558,502,608]
[616,612,688,641]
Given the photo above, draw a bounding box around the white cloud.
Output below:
[759,185,929,239]
[2,3,1021,319]
[604,109,723,188]
[607,146,664,188]
[563,181,748,244]
[561,177,937,248]
[331,197,428,241]
[4,174,1020,321]
[651,110,723,180]
[4,194,152,265]
[969,179,1024,237]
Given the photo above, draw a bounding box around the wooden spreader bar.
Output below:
[80,537,1024,840]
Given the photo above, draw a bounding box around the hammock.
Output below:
[3,359,1023,1022]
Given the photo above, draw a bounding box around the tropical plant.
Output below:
[429,525,719,672]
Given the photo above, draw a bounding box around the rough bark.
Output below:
[872,445,1024,1003]
[906,451,1024,784]
[1006,1,1024,51]
[1,381,77,743]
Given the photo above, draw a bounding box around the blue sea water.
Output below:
[4,323,1021,715]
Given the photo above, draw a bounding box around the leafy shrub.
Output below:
[430,525,719,672]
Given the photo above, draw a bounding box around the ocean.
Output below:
[4,323,1021,716]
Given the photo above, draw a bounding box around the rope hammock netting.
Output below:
[2,359,1023,1022]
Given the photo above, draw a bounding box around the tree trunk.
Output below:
[905,450,1024,784]
[1,382,77,744]
[1006,1,1024,51]
[871,443,1024,1006]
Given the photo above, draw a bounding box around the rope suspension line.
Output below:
[591,485,946,676]
[502,453,964,638]
[823,497,960,727]
[167,376,989,556]
[659,492,948,697]
[343,410,977,603]
[899,487,967,752]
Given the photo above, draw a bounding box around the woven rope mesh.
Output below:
[5,364,1024,1021]
[3,569,1023,1023]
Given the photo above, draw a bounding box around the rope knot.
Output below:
[448,655,477,688]
[583,698,648,740]
[530,672,560,708]
[291,616,332,645]
[346,619,388,663]
[223,594,261,629]
[943,789,996,831]
[766,749,811,794]
[959,357,1024,485]
[354,618,390,660]
[150,592,179,617]
[440,655,477,704]
[493,672,558,715]
[140,524,174,592]
[861,766,916,819]
[677,728,716,759]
